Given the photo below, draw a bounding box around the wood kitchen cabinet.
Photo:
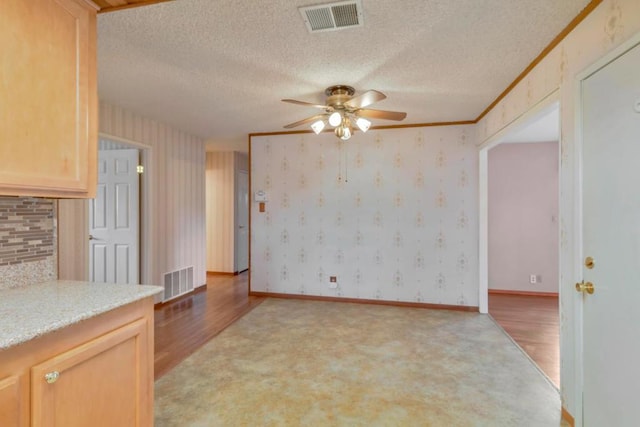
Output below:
[0,375,21,426]
[0,298,155,427]
[0,0,98,198]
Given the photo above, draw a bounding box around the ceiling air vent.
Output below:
[299,0,363,33]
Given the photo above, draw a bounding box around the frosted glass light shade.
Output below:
[356,117,371,132]
[311,120,325,134]
[340,126,352,140]
[328,112,342,127]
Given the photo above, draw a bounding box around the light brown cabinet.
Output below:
[0,0,98,198]
[0,375,21,426]
[0,298,155,426]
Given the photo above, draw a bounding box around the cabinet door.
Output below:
[0,0,97,198]
[31,318,151,427]
[0,375,22,427]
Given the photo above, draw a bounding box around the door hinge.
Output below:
[137,165,144,174]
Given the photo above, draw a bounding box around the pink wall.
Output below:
[488,142,558,293]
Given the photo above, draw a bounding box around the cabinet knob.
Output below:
[44,371,60,384]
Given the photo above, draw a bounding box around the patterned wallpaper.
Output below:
[474,0,640,414]
[0,197,56,289]
[251,125,478,307]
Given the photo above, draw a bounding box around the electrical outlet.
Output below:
[329,276,338,289]
[530,274,537,284]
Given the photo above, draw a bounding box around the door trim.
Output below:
[572,31,640,427]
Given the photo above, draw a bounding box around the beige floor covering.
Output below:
[155,298,562,426]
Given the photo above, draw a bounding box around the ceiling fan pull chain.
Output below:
[337,141,343,182]
[345,146,349,183]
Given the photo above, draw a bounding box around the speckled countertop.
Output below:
[0,280,163,350]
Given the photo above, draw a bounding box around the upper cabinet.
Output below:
[0,0,98,198]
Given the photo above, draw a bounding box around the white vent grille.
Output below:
[163,266,194,302]
[299,0,363,33]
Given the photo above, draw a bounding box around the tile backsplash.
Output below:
[0,197,56,289]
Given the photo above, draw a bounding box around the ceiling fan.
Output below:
[282,85,407,140]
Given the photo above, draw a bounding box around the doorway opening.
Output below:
[479,96,560,387]
[205,151,249,275]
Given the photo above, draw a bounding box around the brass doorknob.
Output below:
[575,281,595,295]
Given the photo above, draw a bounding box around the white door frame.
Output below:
[477,90,560,314]
[571,31,640,427]
[96,133,154,285]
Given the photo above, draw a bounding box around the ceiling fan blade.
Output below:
[282,99,329,109]
[357,109,407,121]
[345,90,386,109]
[283,114,327,129]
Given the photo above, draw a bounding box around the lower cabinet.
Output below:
[0,375,21,426]
[0,298,154,426]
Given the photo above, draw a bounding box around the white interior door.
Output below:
[236,170,249,272]
[89,149,140,284]
[581,42,640,425]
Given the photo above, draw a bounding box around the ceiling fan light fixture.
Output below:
[281,85,406,140]
[340,125,352,140]
[356,117,371,132]
[336,116,352,140]
[311,119,325,134]
[328,111,342,127]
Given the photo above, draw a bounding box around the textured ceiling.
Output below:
[97,0,591,151]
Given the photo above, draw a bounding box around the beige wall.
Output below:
[476,0,640,417]
[205,151,249,273]
[488,142,558,293]
[206,152,235,273]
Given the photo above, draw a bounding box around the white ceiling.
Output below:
[97,0,591,152]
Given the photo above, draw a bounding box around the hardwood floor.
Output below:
[488,293,559,387]
[154,271,264,379]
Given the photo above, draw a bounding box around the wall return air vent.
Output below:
[163,266,194,302]
[299,0,363,33]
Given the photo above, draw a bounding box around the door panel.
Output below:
[115,245,130,284]
[92,244,107,283]
[237,170,249,272]
[89,149,139,284]
[581,42,640,426]
[115,184,131,229]
[93,184,107,229]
